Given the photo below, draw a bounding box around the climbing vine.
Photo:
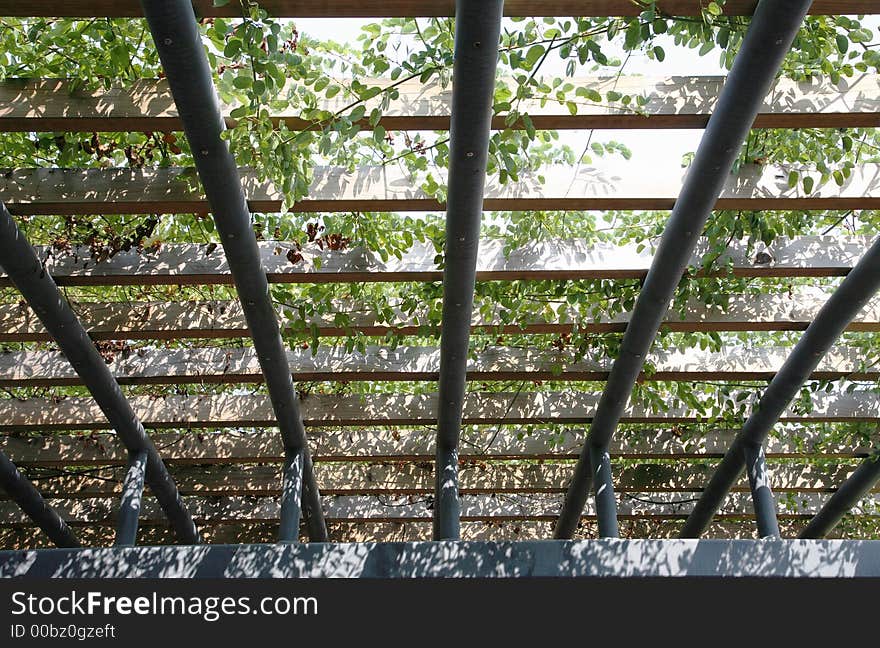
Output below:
[0,0,879,539]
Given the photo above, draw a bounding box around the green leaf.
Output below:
[232,74,252,89]
[582,88,602,102]
[624,22,642,50]
[223,38,241,58]
[350,105,367,123]
[525,44,545,67]
[522,113,536,140]
[802,175,815,194]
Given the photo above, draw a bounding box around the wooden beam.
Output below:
[3,427,872,466]
[9,461,869,498]
[2,519,814,548]
[3,289,878,341]
[0,1,873,17]
[1,492,877,525]
[0,344,875,387]
[2,163,878,215]
[317,519,819,542]
[3,75,879,132]
[1,236,873,288]
[0,390,876,431]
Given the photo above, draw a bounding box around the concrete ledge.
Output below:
[2,540,880,578]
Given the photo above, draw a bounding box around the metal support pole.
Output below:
[279,451,304,542]
[799,452,880,538]
[0,204,199,544]
[681,235,880,537]
[115,450,147,547]
[0,449,79,548]
[553,0,813,539]
[590,444,619,538]
[139,0,327,541]
[432,0,504,541]
[743,442,780,538]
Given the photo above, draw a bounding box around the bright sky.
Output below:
[293,17,727,166]
[290,14,876,219]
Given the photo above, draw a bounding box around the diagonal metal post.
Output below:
[744,443,780,538]
[279,452,304,542]
[0,449,79,548]
[799,451,880,538]
[681,235,880,537]
[432,0,504,541]
[553,0,813,539]
[115,450,147,547]
[0,203,199,544]
[139,0,327,541]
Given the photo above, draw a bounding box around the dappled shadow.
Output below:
[0,79,179,129]
[2,388,880,431]
[484,164,619,205]
[308,166,427,209]
[1,236,873,289]
[719,162,880,208]
[1,540,879,577]
[561,538,880,577]
[0,167,209,216]
[761,73,880,124]
[3,73,878,132]
[713,235,875,275]
[629,74,880,127]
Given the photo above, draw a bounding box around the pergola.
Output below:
[1,0,880,577]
